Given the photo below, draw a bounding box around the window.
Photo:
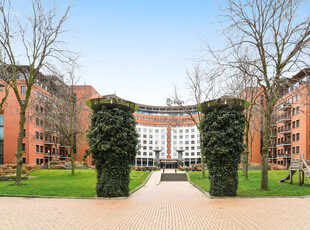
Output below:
[297,146,300,154]
[191,129,195,132]
[292,147,295,154]
[40,146,43,153]
[292,134,295,141]
[149,135,153,139]
[297,93,300,101]
[149,140,153,144]
[185,141,189,144]
[22,143,26,152]
[297,133,300,141]
[293,121,296,128]
[36,90,39,98]
[36,118,39,126]
[23,129,26,137]
[40,132,43,140]
[179,135,183,139]
[292,108,295,116]
[297,120,300,127]
[36,145,39,152]
[36,131,39,139]
[297,106,300,114]
[21,86,26,94]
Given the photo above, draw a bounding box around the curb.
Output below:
[186,173,211,198]
[156,172,161,185]
[129,171,153,195]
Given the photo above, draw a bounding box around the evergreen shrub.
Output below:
[87,107,138,197]
[201,107,245,196]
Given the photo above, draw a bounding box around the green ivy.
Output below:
[87,107,138,197]
[201,107,245,197]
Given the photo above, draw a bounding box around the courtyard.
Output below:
[1,171,310,230]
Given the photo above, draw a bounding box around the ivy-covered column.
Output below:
[87,95,139,197]
[199,98,245,197]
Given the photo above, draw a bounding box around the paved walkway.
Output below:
[0,172,310,229]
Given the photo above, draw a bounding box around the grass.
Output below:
[188,170,310,197]
[0,169,150,197]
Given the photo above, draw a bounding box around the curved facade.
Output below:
[134,103,201,167]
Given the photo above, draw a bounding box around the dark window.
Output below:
[22,143,26,152]
[36,145,39,152]
[40,146,43,153]
[40,132,43,140]
[36,118,39,126]
[297,120,300,127]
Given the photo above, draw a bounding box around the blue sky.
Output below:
[68,0,220,105]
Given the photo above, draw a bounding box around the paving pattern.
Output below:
[0,171,310,230]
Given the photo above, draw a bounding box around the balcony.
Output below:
[277,116,291,123]
[270,133,277,138]
[277,103,291,111]
[277,129,291,135]
[277,141,291,147]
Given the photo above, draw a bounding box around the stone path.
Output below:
[0,172,310,229]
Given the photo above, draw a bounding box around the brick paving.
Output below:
[0,171,310,230]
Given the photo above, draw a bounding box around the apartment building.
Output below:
[248,69,310,168]
[134,104,202,167]
[0,75,100,165]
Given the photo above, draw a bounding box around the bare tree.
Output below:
[43,66,91,175]
[171,64,220,178]
[226,64,261,179]
[0,0,73,183]
[205,0,310,189]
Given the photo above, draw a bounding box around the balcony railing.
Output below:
[277,141,291,147]
[277,129,291,135]
[277,103,291,111]
[277,116,291,123]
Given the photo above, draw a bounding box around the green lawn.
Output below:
[0,169,150,197]
[188,170,310,197]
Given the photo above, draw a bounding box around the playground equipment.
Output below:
[280,154,310,185]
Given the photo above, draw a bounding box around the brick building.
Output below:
[249,69,310,168]
[0,76,100,165]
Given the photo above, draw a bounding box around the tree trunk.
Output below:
[244,120,250,180]
[261,112,271,190]
[201,153,205,178]
[71,140,75,176]
[15,110,26,184]
[244,149,249,180]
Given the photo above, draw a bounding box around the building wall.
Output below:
[0,80,100,165]
[134,109,201,167]
[250,70,310,166]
